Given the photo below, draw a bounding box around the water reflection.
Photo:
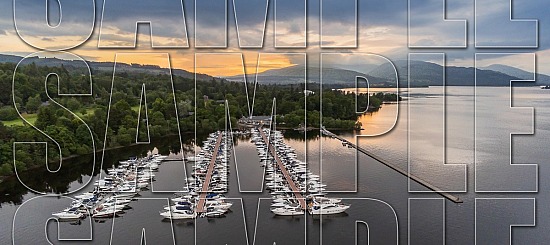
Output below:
[0,133,197,205]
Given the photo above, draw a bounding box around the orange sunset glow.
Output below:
[0,32,299,77]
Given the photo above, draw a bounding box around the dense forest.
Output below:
[0,62,399,176]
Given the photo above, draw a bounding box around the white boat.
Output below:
[74,192,96,200]
[202,209,226,218]
[112,193,136,199]
[171,196,194,203]
[271,207,304,216]
[104,197,131,205]
[160,210,197,219]
[52,211,85,220]
[313,197,342,204]
[144,163,159,171]
[101,203,128,210]
[117,184,136,192]
[204,201,232,210]
[308,203,350,215]
[137,180,149,189]
[62,206,88,214]
[92,210,118,218]
[138,171,155,179]
[186,156,204,162]
[163,204,192,211]
[151,154,167,160]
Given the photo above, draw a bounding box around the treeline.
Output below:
[0,62,399,176]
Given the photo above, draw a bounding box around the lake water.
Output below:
[1,86,548,244]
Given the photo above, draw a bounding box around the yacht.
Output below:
[271,206,304,216]
[52,211,85,220]
[74,192,96,200]
[308,203,350,215]
[202,209,226,218]
[163,205,193,211]
[112,193,136,199]
[313,197,342,204]
[160,210,197,219]
[92,209,118,218]
[186,155,204,162]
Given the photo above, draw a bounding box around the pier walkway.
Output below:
[196,133,223,213]
[321,127,462,203]
[258,129,307,209]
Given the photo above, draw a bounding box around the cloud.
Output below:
[1,0,550,76]
[41,37,54,41]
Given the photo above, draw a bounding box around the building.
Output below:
[238,116,272,126]
[303,90,315,96]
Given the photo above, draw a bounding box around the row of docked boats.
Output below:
[51,189,139,220]
[251,128,350,216]
[159,131,234,219]
[52,154,167,220]
[159,193,233,219]
[98,154,166,192]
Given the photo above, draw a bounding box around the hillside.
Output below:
[225,65,394,87]
[357,60,546,87]
[0,54,215,81]
[482,64,550,84]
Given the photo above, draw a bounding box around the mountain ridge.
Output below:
[0,54,215,81]
[1,54,548,87]
[225,61,549,87]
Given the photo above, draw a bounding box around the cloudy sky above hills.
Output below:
[0,0,548,76]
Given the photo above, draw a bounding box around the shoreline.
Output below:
[0,133,187,181]
[0,123,362,182]
[275,126,357,132]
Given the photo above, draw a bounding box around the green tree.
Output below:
[66,98,81,111]
[109,100,133,131]
[26,94,41,113]
[0,163,13,176]
[0,107,18,121]
[35,105,57,129]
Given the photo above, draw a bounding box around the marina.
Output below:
[257,128,307,209]
[161,131,233,218]
[52,131,236,221]
[253,128,350,215]
[196,132,224,213]
[52,126,353,221]
[52,154,168,220]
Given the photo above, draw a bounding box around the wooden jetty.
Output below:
[258,129,307,209]
[196,133,223,213]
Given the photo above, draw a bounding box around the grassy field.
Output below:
[3,106,141,127]
[3,113,38,126]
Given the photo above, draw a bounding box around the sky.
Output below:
[0,0,549,77]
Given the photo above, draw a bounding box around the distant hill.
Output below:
[0,54,24,64]
[482,64,550,84]
[350,60,547,87]
[0,54,215,81]
[225,65,395,87]
[226,61,545,87]
[483,64,534,80]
